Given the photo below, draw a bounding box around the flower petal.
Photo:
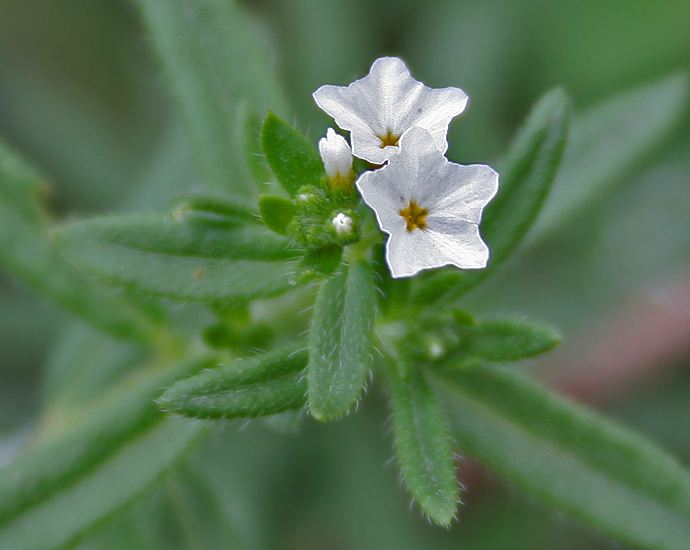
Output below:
[356,127,497,279]
[313,57,468,164]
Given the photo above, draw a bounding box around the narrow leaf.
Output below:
[55,214,299,302]
[134,0,288,193]
[387,368,458,526]
[307,259,376,420]
[436,365,690,550]
[261,112,325,196]
[535,73,689,237]
[452,317,561,363]
[0,420,201,550]
[446,89,571,298]
[169,195,259,227]
[158,344,308,419]
[0,356,212,550]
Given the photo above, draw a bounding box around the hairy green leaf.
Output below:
[450,317,561,364]
[134,0,287,194]
[259,195,297,236]
[297,244,343,278]
[55,214,299,302]
[307,259,376,420]
[387,368,458,526]
[446,89,571,298]
[0,356,212,550]
[261,112,325,196]
[535,72,689,238]
[158,344,307,419]
[436,365,690,550]
[169,195,259,227]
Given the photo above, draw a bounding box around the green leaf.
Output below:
[307,259,376,420]
[0,356,212,550]
[0,147,158,342]
[169,195,259,227]
[297,244,343,278]
[535,73,689,238]
[451,317,561,364]
[158,344,308,419]
[387,368,458,526]
[259,194,297,236]
[239,102,274,190]
[446,89,571,298]
[435,365,690,550]
[261,112,325,196]
[134,0,288,194]
[55,214,300,302]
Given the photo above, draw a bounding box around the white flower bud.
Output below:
[332,212,354,236]
[319,128,353,180]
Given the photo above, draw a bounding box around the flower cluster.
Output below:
[313,57,499,279]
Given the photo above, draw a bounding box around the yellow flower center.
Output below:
[399,201,428,232]
[378,131,400,148]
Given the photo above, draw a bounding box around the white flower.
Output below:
[355,127,498,279]
[313,57,468,165]
[319,128,353,181]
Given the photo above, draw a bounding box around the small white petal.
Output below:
[318,128,353,180]
[313,57,468,164]
[355,127,498,279]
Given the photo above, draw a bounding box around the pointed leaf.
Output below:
[387,368,458,526]
[55,214,300,302]
[436,364,690,550]
[307,259,376,420]
[134,0,288,194]
[453,317,561,363]
[158,344,308,419]
[169,195,259,227]
[535,73,689,237]
[261,112,325,196]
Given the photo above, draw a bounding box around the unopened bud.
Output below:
[332,212,354,237]
[319,128,353,186]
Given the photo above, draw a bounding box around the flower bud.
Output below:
[319,128,354,188]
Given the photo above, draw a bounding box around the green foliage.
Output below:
[297,244,343,278]
[259,194,297,236]
[536,72,689,237]
[449,317,562,364]
[387,367,458,527]
[307,259,376,420]
[134,0,287,194]
[261,112,325,196]
[168,196,259,228]
[158,345,308,419]
[436,365,690,550]
[2,3,690,546]
[0,356,211,550]
[54,214,299,302]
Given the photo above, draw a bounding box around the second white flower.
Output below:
[355,127,499,279]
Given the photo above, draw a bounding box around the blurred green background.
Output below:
[1,0,689,548]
